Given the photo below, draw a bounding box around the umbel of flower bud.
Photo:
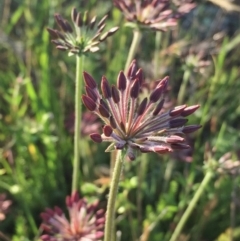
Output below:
[40,192,105,241]
[47,8,119,55]
[113,0,196,31]
[82,60,201,160]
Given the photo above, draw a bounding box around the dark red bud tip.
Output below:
[153,99,165,116]
[181,105,200,117]
[101,76,112,98]
[46,28,58,39]
[103,125,113,137]
[156,76,169,92]
[83,71,97,89]
[90,133,102,143]
[171,143,190,150]
[127,60,137,80]
[150,87,162,103]
[130,79,140,98]
[182,125,202,134]
[169,118,188,128]
[169,105,186,117]
[82,95,96,111]
[138,97,148,115]
[117,71,126,91]
[112,86,120,103]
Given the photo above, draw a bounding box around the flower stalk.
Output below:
[104,150,124,241]
[124,29,142,74]
[169,170,213,241]
[72,54,84,192]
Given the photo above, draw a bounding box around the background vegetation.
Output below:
[1,0,240,240]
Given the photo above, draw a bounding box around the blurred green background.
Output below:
[1,0,240,240]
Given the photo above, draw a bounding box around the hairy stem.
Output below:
[104,150,124,241]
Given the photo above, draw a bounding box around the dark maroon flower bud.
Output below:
[99,104,110,118]
[130,79,140,98]
[83,72,97,89]
[76,12,83,27]
[138,97,148,115]
[90,133,102,143]
[150,87,162,103]
[85,86,98,101]
[169,105,186,117]
[109,116,117,129]
[103,125,113,137]
[182,125,202,134]
[127,59,137,80]
[181,105,200,117]
[171,143,190,149]
[71,8,78,23]
[153,99,165,115]
[101,76,112,98]
[169,118,188,128]
[46,28,59,39]
[82,95,96,111]
[112,86,120,103]
[117,71,126,91]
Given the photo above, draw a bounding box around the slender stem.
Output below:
[177,69,191,105]
[124,29,142,74]
[72,54,84,193]
[169,171,213,241]
[153,31,162,78]
[104,150,124,241]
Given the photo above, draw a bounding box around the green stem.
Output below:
[177,69,191,105]
[72,54,84,193]
[169,171,213,241]
[153,31,162,78]
[104,150,124,241]
[124,29,142,74]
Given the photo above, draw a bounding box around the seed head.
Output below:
[47,8,119,55]
[82,60,201,160]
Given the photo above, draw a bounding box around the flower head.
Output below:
[82,60,201,160]
[113,0,196,31]
[40,192,105,241]
[47,8,118,55]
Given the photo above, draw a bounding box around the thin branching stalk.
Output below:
[124,29,142,74]
[72,54,84,193]
[104,150,124,241]
[169,170,213,241]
